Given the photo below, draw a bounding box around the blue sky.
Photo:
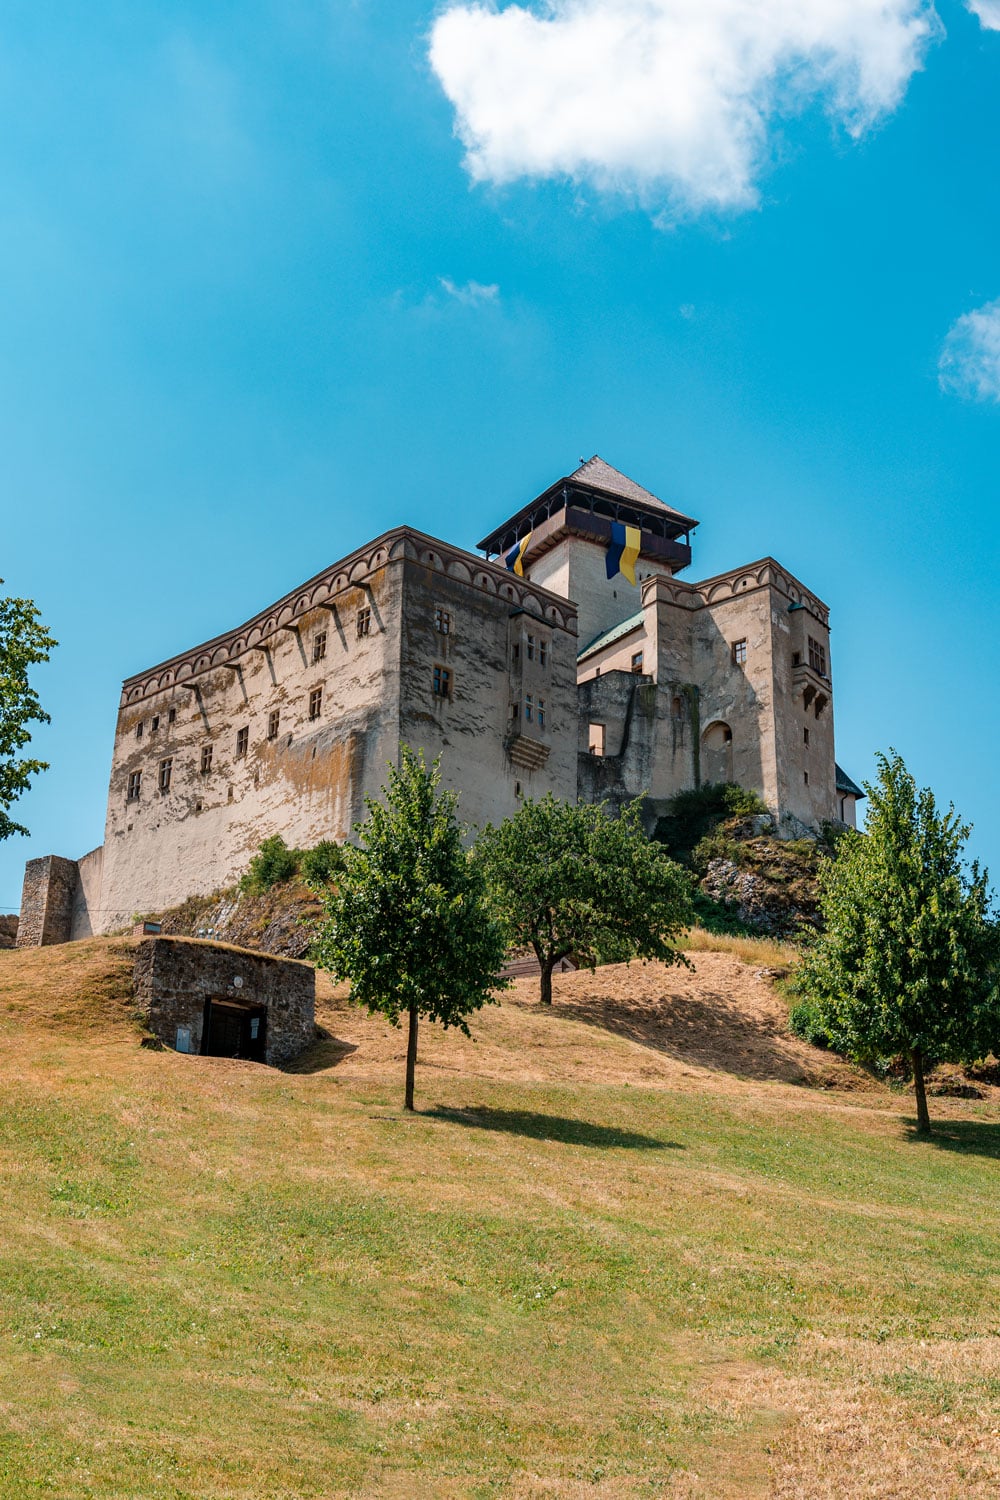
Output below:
[3,0,1000,912]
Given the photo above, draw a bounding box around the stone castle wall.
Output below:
[16,856,80,948]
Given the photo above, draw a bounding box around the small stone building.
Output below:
[133,937,315,1066]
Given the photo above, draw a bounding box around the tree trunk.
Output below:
[912,1047,931,1136]
[539,958,554,1006]
[404,1003,418,1112]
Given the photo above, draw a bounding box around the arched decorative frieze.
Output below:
[448,558,473,583]
[348,559,369,584]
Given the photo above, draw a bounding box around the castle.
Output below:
[16,456,862,946]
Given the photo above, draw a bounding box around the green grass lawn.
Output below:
[1,940,999,1497]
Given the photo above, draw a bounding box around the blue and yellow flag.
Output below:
[505,532,532,576]
[606,522,641,585]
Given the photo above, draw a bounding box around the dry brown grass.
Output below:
[1,934,999,1498]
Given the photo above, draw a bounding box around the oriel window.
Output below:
[527,635,535,662]
[539,639,548,667]
[524,693,533,723]
[631,651,644,674]
[808,636,827,676]
[537,699,545,730]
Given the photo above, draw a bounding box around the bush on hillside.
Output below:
[240,835,300,894]
[655,782,768,864]
[300,840,343,889]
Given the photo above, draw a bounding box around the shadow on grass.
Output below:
[903,1118,1000,1157]
[281,1030,358,1074]
[425,1104,681,1150]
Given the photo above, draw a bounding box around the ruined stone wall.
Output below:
[16,855,79,947]
[132,936,314,1065]
[397,545,578,828]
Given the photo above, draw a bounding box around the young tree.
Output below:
[0,584,57,841]
[312,747,509,1111]
[474,795,694,1005]
[797,751,1000,1136]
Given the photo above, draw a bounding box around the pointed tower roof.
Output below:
[476,455,698,558]
[569,455,675,513]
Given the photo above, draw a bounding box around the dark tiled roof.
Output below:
[835,764,865,799]
[571,455,670,511]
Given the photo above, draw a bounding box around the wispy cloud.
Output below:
[939,299,1000,402]
[429,0,942,218]
[438,276,500,306]
[967,0,1000,29]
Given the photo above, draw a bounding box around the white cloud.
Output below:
[438,276,501,305]
[939,300,1000,402]
[967,0,1000,29]
[429,0,941,215]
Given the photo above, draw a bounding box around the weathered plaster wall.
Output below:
[132,936,315,1065]
[70,846,104,940]
[397,548,578,828]
[528,535,674,651]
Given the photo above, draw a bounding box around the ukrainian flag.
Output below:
[606,522,641,585]
[505,532,532,576]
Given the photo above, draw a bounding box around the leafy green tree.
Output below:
[299,840,343,889]
[796,751,1000,1135]
[312,747,509,1111]
[474,795,694,1005]
[0,585,57,840]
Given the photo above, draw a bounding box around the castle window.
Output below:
[527,635,535,662]
[201,744,213,775]
[151,715,160,732]
[168,707,176,725]
[136,721,143,740]
[515,780,523,798]
[509,702,519,720]
[808,636,827,676]
[804,727,810,747]
[159,758,172,792]
[127,770,142,801]
[236,727,249,758]
[432,665,451,699]
[309,687,323,720]
[512,643,520,664]
[672,695,685,719]
[524,694,533,723]
[539,639,548,667]
[267,709,280,740]
[537,699,545,730]
[631,651,644,674]
[804,770,810,786]
[792,651,802,668]
[357,606,371,639]
[731,639,748,667]
[434,608,451,635]
[589,723,606,757]
[313,630,327,663]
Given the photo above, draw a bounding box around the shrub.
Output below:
[300,840,343,889]
[239,835,300,894]
[655,782,768,864]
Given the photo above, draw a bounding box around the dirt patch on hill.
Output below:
[310,952,875,1094]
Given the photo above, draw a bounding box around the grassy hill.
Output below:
[1,936,1000,1497]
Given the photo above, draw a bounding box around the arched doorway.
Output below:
[702,721,734,784]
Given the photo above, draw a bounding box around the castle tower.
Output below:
[477,456,698,650]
